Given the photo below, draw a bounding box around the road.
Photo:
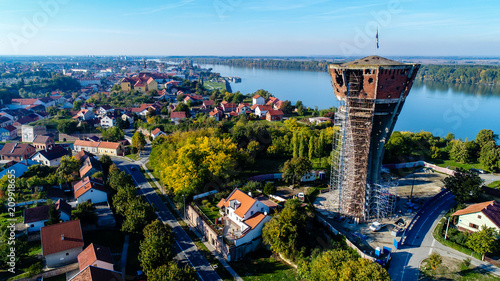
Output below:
[389,191,456,281]
[112,156,221,281]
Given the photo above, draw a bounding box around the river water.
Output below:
[201,64,500,140]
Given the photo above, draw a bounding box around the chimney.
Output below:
[61,234,65,241]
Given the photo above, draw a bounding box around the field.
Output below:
[420,255,500,280]
[229,249,300,281]
[204,81,226,91]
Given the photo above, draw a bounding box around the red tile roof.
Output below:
[74,177,107,199]
[152,128,162,135]
[267,109,284,116]
[170,111,186,119]
[453,201,496,216]
[70,266,123,281]
[74,140,100,148]
[219,188,256,218]
[78,243,114,271]
[243,212,266,229]
[41,220,83,256]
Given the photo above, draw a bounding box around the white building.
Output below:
[217,188,271,247]
[453,201,500,233]
[41,220,84,267]
[74,177,108,204]
[252,95,265,106]
[100,116,116,128]
[77,243,114,271]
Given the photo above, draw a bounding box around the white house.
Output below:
[217,188,271,247]
[77,243,114,271]
[151,128,165,140]
[100,116,116,128]
[31,146,70,166]
[74,140,100,154]
[453,201,500,233]
[252,95,265,106]
[74,177,108,204]
[253,105,273,117]
[41,220,84,267]
[24,205,51,233]
[74,109,95,121]
[121,113,134,125]
[96,105,113,117]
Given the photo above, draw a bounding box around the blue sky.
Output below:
[0,0,499,56]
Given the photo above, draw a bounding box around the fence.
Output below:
[382,161,455,176]
[315,215,376,262]
[397,189,452,248]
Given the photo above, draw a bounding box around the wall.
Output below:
[45,247,82,267]
[27,220,47,233]
[457,212,500,233]
[77,189,107,204]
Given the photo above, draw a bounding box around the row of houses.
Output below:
[73,140,126,156]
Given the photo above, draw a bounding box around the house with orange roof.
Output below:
[452,201,500,233]
[73,177,108,204]
[254,105,273,117]
[252,95,265,106]
[41,220,84,267]
[97,141,125,156]
[74,109,95,121]
[208,108,224,121]
[266,109,284,122]
[151,128,165,140]
[216,188,271,250]
[74,140,100,154]
[78,243,114,271]
[79,157,102,178]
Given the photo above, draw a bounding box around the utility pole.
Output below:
[182,194,186,219]
[444,216,451,240]
[409,174,416,202]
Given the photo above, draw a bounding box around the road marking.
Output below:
[400,194,453,281]
[429,239,436,255]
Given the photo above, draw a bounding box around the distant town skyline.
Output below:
[1,0,499,56]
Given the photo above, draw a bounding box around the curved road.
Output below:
[113,156,221,281]
[389,191,456,281]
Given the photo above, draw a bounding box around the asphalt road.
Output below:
[389,191,456,281]
[113,157,221,281]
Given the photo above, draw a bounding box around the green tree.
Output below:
[56,156,80,182]
[308,135,315,160]
[121,198,156,234]
[292,131,298,158]
[442,168,484,203]
[72,100,83,111]
[426,252,442,270]
[46,205,60,225]
[476,129,498,149]
[57,119,79,134]
[449,140,469,163]
[101,127,124,142]
[112,184,137,215]
[279,100,293,114]
[139,220,175,275]
[132,131,146,156]
[99,154,113,180]
[262,199,307,261]
[263,182,277,196]
[147,262,196,281]
[281,157,312,186]
[479,141,500,172]
[466,226,497,260]
[72,201,98,225]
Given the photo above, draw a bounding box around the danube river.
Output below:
[201,64,500,140]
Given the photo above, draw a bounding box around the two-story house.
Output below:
[32,135,55,150]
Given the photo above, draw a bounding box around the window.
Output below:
[469,223,479,229]
[478,215,482,219]
[250,211,254,215]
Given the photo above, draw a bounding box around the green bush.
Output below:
[433,218,482,260]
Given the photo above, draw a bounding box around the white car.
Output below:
[369,221,386,232]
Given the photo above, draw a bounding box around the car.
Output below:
[369,221,387,232]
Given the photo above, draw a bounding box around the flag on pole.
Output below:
[376,27,379,49]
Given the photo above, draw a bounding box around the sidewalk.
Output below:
[140,163,244,281]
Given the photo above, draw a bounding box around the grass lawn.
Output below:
[83,229,125,253]
[420,255,500,281]
[204,81,226,91]
[0,209,23,228]
[125,154,141,161]
[229,249,299,281]
[488,181,500,188]
[196,201,221,223]
[435,160,486,171]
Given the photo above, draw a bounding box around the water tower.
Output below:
[329,55,420,221]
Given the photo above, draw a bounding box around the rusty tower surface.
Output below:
[329,56,420,221]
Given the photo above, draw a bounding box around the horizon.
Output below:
[1,0,500,57]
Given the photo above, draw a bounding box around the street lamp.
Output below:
[444,216,451,240]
